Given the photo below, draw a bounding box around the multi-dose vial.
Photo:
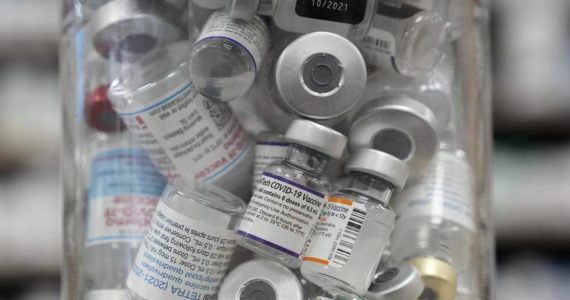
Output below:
[190,11,270,101]
[359,2,447,76]
[253,132,289,184]
[300,149,409,296]
[125,181,246,300]
[237,119,348,268]
[227,0,376,38]
[108,41,253,197]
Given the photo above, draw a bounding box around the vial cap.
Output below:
[89,0,184,62]
[285,119,348,160]
[227,0,259,20]
[349,96,439,177]
[366,263,424,300]
[275,32,367,120]
[408,257,458,300]
[241,280,277,300]
[345,149,409,190]
[85,85,126,132]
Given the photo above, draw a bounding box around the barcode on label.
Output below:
[362,36,391,50]
[331,207,366,267]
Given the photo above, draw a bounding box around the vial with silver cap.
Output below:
[88,0,185,62]
[219,259,304,300]
[227,0,376,38]
[126,181,246,300]
[108,41,254,198]
[359,2,447,77]
[365,263,424,300]
[190,11,270,101]
[274,32,367,124]
[349,96,441,178]
[301,148,409,296]
[237,119,348,268]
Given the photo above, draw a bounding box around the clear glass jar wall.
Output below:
[61,0,493,299]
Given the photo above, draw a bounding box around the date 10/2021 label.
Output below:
[296,0,368,24]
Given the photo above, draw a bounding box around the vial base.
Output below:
[238,236,302,268]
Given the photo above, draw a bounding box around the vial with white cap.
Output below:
[108,41,254,198]
[227,0,376,38]
[88,0,185,62]
[365,263,424,300]
[359,2,447,77]
[301,149,409,296]
[237,119,348,268]
[274,32,367,123]
[190,11,270,101]
[218,259,304,300]
[126,181,246,300]
[349,96,441,178]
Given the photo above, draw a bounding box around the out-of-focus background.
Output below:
[1,0,570,299]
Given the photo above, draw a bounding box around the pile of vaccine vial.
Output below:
[80,0,477,299]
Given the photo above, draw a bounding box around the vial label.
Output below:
[253,141,289,183]
[394,152,476,231]
[303,197,366,268]
[197,11,270,71]
[192,0,225,9]
[360,27,398,72]
[237,172,327,258]
[86,148,166,246]
[126,201,237,300]
[295,0,368,24]
[117,83,251,184]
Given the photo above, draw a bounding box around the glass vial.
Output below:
[253,132,289,184]
[108,41,253,197]
[190,11,270,101]
[358,2,447,77]
[228,0,376,38]
[301,149,409,296]
[237,119,348,268]
[125,181,246,300]
[218,259,304,300]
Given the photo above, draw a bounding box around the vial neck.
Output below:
[342,173,395,204]
[284,144,329,176]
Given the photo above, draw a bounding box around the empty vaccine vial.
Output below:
[88,0,185,62]
[301,149,409,296]
[190,11,270,101]
[218,259,304,300]
[365,263,424,300]
[358,2,447,77]
[275,32,367,123]
[349,96,440,178]
[108,42,253,197]
[254,132,289,184]
[228,0,376,38]
[237,119,348,268]
[126,181,246,300]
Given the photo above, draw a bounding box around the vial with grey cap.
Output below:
[190,11,270,101]
[227,0,376,38]
[359,2,447,76]
[301,148,409,296]
[237,119,348,268]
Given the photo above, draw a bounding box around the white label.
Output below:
[86,148,166,246]
[360,27,398,72]
[303,197,367,268]
[192,0,225,9]
[253,141,289,183]
[404,0,435,10]
[126,201,237,300]
[237,172,327,258]
[394,152,476,231]
[197,11,270,70]
[118,83,251,185]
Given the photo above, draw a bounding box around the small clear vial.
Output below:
[359,2,447,77]
[237,119,348,268]
[227,0,376,38]
[218,259,304,300]
[301,149,409,296]
[108,41,254,197]
[190,11,270,101]
[126,181,246,300]
[254,132,289,184]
